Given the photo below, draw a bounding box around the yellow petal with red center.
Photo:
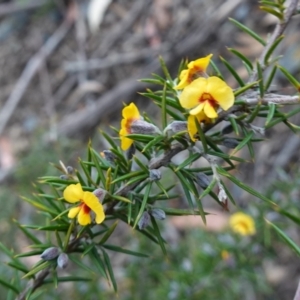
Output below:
[82,192,105,224]
[174,69,190,90]
[63,183,83,203]
[207,77,234,111]
[68,206,81,218]
[203,102,218,118]
[189,102,205,115]
[189,54,212,71]
[179,77,207,109]
[187,115,197,141]
[77,208,92,226]
[122,102,140,120]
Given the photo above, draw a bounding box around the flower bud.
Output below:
[138,211,151,230]
[102,150,116,164]
[195,173,210,189]
[66,166,74,174]
[150,208,166,220]
[126,144,136,160]
[131,120,160,135]
[164,121,187,135]
[93,188,107,202]
[149,169,161,181]
[60,175,69,180]
[57,253,69,269]
[222,138,239,149]
[221,124,233,135]
[41,247,60,260]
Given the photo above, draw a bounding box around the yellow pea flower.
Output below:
[63,183,105,226]
[175,54,212,90]
[229,212,256,236]
[119,103,141,151]
[187,112,212,142]
[179,76,234,118]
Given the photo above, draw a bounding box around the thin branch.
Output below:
[293,280,300,300]
[15,268,50,300]
[0,14,74,136]
[249,0,299,82]
[0,0,49,17]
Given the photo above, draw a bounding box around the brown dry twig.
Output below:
[0,6,75,137]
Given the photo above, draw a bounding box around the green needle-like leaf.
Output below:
[103,244,148,257]
[150,216,167,256]
[265,103,276,126]
[0,278,19,294]
[133,182,152,229]
[220,56,245,87]
[266,220,300,256]
[230,131,254,156]
[217,167,278,207]
[101,248,117,292]
[227,47,253,71]
[161,83,167,128]
[229,18,266,46]
[98,221,118,245]
[264,35,284,65]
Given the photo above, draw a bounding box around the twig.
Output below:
[294,280,300,300]
[0,0,49,17]
[0,16,74,136]
[243,93,300,105]
[64,47,165,72]
[91,0,151,57]
[15,268,50,300]
[248,0,299,82]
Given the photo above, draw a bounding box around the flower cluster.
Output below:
[117,55,234,147]
[176,54,234,141]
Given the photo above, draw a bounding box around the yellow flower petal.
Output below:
[63,183,83,203]
[120,135,133,151]
[179,77,207,109]
[188,54,212,71]
[187,112,212,141]
[175,54,213,90]
[77,208,92,226]
[82,192,105,224]
[119,103,141,150]
[189,102,205,115]
[203,102,218,118]
[174,70,189,90]
[122,102,140,119]
[207,77,234,111]
[68,206,81,218]
[229,212,256,236]
[187,115,197,141]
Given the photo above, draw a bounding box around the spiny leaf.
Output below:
[229,18,266,46]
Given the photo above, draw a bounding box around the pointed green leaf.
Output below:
[229,18,266,46]
[133,182,152,228]
[101,249,117,292]
[150,216,167,256]
[103,244,148,257]
[266,220,300,256]
[220,56,245,87]
[0,278,19,294]
[264,35,284,65]
[230,131,254,156]
[227,47,253,71]
[278,65,300,91]
[217,166,278,207]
